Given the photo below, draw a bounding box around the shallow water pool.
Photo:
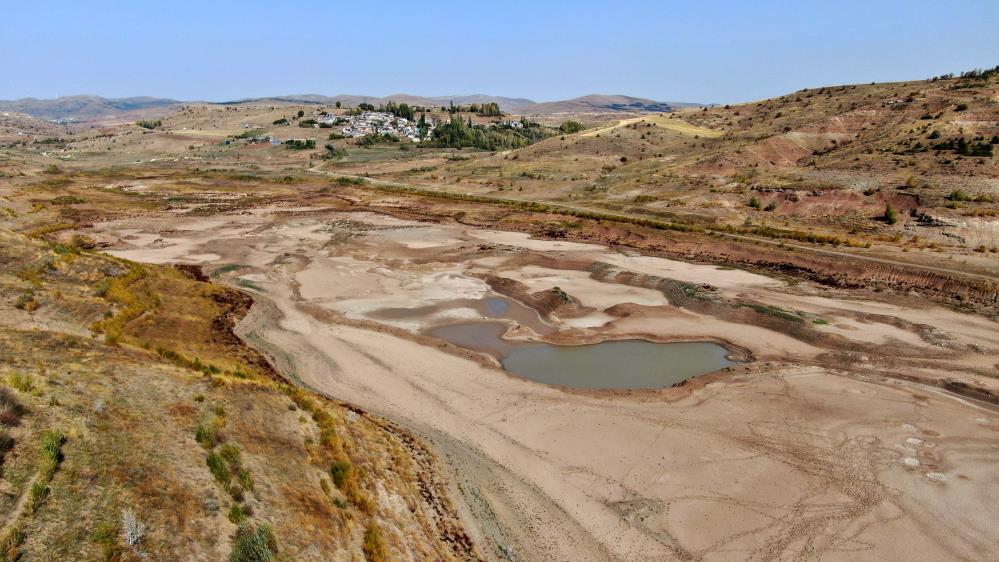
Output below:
[427,321,737,389]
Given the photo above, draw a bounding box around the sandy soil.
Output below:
[93,207,999,561]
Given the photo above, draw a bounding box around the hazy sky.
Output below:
[2,0,997,104]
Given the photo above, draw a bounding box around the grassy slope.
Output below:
[0,229,475,561]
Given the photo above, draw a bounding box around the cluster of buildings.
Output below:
[322,111,435,142]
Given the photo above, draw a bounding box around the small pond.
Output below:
[426,321,737,390]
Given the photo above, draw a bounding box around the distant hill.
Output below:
[222,93,697,115]
[2,93,701,121]
[519,95,697,116]
[0,95,182,121]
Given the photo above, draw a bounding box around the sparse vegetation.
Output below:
[884,203,898,225]
[946,189,972,202]
[207,451,230,484]
[0,523,25,562]
[229,523,278,562]
[362,522,388,562]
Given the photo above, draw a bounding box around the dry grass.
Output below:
[0,228,471,560]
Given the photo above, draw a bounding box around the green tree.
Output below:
[558,121,586,134]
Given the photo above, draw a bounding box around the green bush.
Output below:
[38,429,64,482]
[195,419,222,449]
[946,190,972,202]
[330,460,351,489]
[220,443,241,468]
[228,504,247,524]
[748,196,761,209]
[323,144,348,160]
[229,523,278,562]
[207,452,231,484]
[332,176,366,186]
[26,481,49,514]
[558,120,586,134]
[284,139,315,150]
[238,468,254,491]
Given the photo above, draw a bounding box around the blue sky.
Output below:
[2,0,997,104]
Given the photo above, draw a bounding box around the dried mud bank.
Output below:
[90,204,999,561]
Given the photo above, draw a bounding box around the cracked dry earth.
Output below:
[89,205,999,561]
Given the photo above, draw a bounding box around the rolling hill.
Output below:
[0,96,182,121]
[0,93,700,122]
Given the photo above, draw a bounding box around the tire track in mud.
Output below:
[598,368,903,561]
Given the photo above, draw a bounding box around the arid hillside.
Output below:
[350,69,998,271]
[0,229,477,561]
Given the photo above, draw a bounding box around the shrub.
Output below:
[329,460,352,489]
[884,203,898,225]
[558,120,586,134]
[91,521,122,560]
[229,523,278,562]
[121,508,146,548]
[764,200,778,212]
[323,144,347,160]
[135,120,162,130]
[362,522,388,562]
[0,523,25,562]
[946,190,972,202]
[955,103,969,112]
[272,118,288,125]
[220,443,241,468]
[333,176,365,186]
[228,504,247,524]
[0,429,13,458]
[26,481,49,514]
[38,429,64,481]
[207,452,231,484]
[6,374,35,394]
[284,139,315,150]
[195,417,223,449]
[748,196,761,209]
[237,468,254,491]
[0,388,23,426]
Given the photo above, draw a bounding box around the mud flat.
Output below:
[94,205,999,561]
